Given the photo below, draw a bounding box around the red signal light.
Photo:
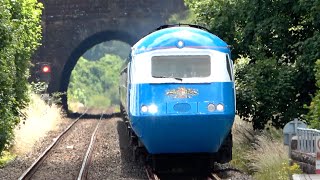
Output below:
[42,65,51,73]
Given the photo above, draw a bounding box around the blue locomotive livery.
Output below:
[119,24,235,171]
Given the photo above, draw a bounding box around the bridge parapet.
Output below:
[283,119,319,174]
[290,127,320,174]
[41,0,184,19]
[296,128,320,153]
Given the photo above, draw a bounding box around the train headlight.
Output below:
[141,105,148,113]
[217,104,224,111]
[177,40,184,48]
[207,103,215,112]
[148,104,158,114]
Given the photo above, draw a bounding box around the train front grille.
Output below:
[173,103,191,112]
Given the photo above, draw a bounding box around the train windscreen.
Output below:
[151,55,211,78]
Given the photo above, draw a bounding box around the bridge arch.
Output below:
[30,0,186,112]
[60,30,135,110]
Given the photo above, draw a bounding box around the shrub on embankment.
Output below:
[306,59,320,129]
[0,91,63,166]
[0,0,42,154]
[232,117,302,179]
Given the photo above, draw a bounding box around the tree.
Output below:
[68,54,123,109]
[0,0,42,153]
[306,60,320,129]
[185,0,320,129]
[82,41,131,61]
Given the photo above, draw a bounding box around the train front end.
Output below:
[128,27,236,161]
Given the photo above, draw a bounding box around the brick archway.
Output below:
[30,0,185,110]
[59,30,135,110]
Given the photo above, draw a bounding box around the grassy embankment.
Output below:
[231,117,302,179]
[0,93,63,167]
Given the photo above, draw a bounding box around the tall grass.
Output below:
[11,93,63,155]
[231,117,302,179]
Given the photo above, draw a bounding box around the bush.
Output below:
[0,0,42,154]
[231,117,302,179]
[235,57,299,129]
[306,59,320,129]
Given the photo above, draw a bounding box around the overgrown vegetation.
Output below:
[181,0,318,176]
[0,151,16,167]
[232,117,302,179]
[13,90,63,155]
[185,0,320,129]
[0,86,63,166]
[0,0,42,154]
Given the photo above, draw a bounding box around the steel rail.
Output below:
[77,112,104,180]
[18,108,89,180]
[145,165,160,180]
[209,173,221,180]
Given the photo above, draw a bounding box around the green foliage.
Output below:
[68,54,123,109]
[0,0,42,154]
[185,0,320,129]
[235,57,299,129]
[306,60,320,129]
[254,160,302,180]
[231,139,252,173]
[0,151,16,167]
[83,41,130,61]
[51,92,65,105]
[231,118,302,179]
[30,82,48,94]
[167,10,195,24]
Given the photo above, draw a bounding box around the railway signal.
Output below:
[41,65,51,73]
[36,62,52,83]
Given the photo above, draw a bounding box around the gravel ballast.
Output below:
[0,116,252,180]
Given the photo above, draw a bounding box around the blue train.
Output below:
[119,24,236,171]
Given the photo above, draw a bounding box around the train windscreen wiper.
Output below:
[152,76,183,81]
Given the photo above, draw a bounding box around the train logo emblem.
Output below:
[166,87,198,98]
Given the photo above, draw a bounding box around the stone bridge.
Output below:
[31,0,186,110]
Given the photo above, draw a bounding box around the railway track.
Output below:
[208,173,222,180]
[145,173,222,180]
[18,109,105,180]
[144,165,223,180]
[77,112,104,180]
[145,165,160,180]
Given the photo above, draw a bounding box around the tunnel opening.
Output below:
[60,31,134,114]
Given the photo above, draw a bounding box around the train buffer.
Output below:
[292,174,320,180]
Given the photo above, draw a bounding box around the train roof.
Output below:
[132,26,231,55]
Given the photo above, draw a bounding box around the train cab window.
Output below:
[151,55,211,78]
[226,55,233,81]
